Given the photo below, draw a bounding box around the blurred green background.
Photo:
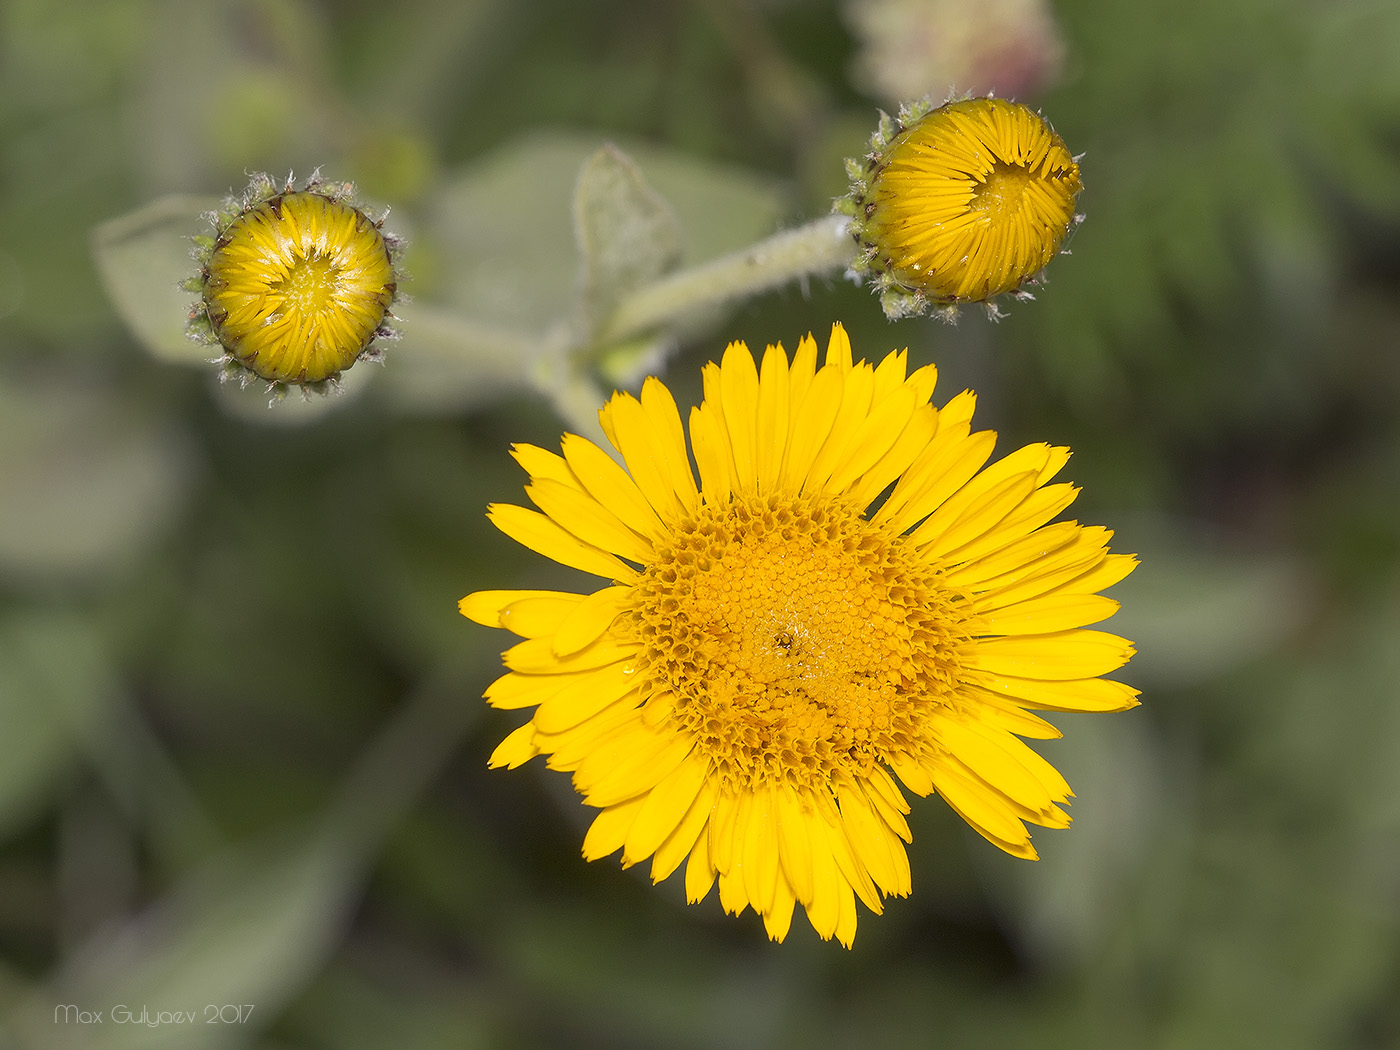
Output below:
[3,0,1400,1047]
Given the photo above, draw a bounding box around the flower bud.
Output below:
[186,172,404,395]
[837,96,1082,320]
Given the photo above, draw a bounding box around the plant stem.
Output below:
[595,214,854,346]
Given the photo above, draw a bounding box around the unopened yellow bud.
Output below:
[838,96,1082,319]
[188,173,403,393]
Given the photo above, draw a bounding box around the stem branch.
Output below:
[596,214,854,346]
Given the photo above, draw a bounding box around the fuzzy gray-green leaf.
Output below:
[573,144,684,336]
[90,195,216,366]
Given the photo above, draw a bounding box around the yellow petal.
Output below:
[864,765,912,842]
[484,670,562,710]
[1066,552,1138,594]
[911,470,1038,555]
[870,346,910,399]
[727,788,754,897]
[888,752,935,796]
[582,794,647,861]
[787,332,820,407]
[946,748,1071,830]
[575,724,692,808]
[977,593,1121,634]
[689,402,734,503]
[640,377,700,513]
[602,392,686,521]
[825,322,854,371]
[567,717,667,790]
[708,789,740,873]
[538,701,644,770]
[803,362,876,495]
[762,873,797,943]
[778,362,843,491]
[487,722,538,769]
[718,341,761,491]
[684,824,716,903]
[838,782,910,897]
[931,762,1036,858]
[560,433,666,541]
[817,811,882,914]
[908,443,1054,550]
[942,520,1082,590]
[824,385,920,496]
[903,361,939,406]
[718,867,749,916]
[803,827,844,939]
[995,733,1073,803]
[650,774,718,883]
[833,878,858,948]
[459,589,583,633]
[487,504,637,582]
[947,482,1082,568]
[876,429,997,534]
[504,634,635,674]
[967,672,1141,713]
[531,663,640,733]
[526,478,652,563]
[844,403,938,510]
[511,443,580,488]
[623,750,708,866]
[553,585,631,657]
[934,389,977,435]
[775,787,816,905]
[740,787,781,916]
[952,524,1112,597]
[755,343,791,491]
[931,714,1066,813]
[1036,445,1073,484]
[968,690,1064,739]
[970,630,1136,680]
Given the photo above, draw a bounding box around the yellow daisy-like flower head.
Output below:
[462,324,1137,946]
[838,96,1083,320]
[187,172,403,394]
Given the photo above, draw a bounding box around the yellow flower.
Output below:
[462,324,1137,946]
[839,97,1082,319]
[189,173,401,391]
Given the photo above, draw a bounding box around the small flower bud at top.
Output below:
[837,96,1082,320]
[187,173,403,393]
[844,0,1066,105]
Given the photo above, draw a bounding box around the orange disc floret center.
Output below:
[203,192,396,384]
[273,253,338,313]
[627,492,972,793]
[967,161,1034,221]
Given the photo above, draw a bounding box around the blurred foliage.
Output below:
[2,0,1400,1048]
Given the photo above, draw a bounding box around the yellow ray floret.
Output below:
[462,323,1138,946]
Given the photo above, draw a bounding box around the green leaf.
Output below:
[426,130,789,333]
[12,831,360,1050]
[0,613,113,840]
[573,144,683,335]
[90,195,216,366]
[0,373,192,582]
[429,135,591,331]
[628,145,791,268]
